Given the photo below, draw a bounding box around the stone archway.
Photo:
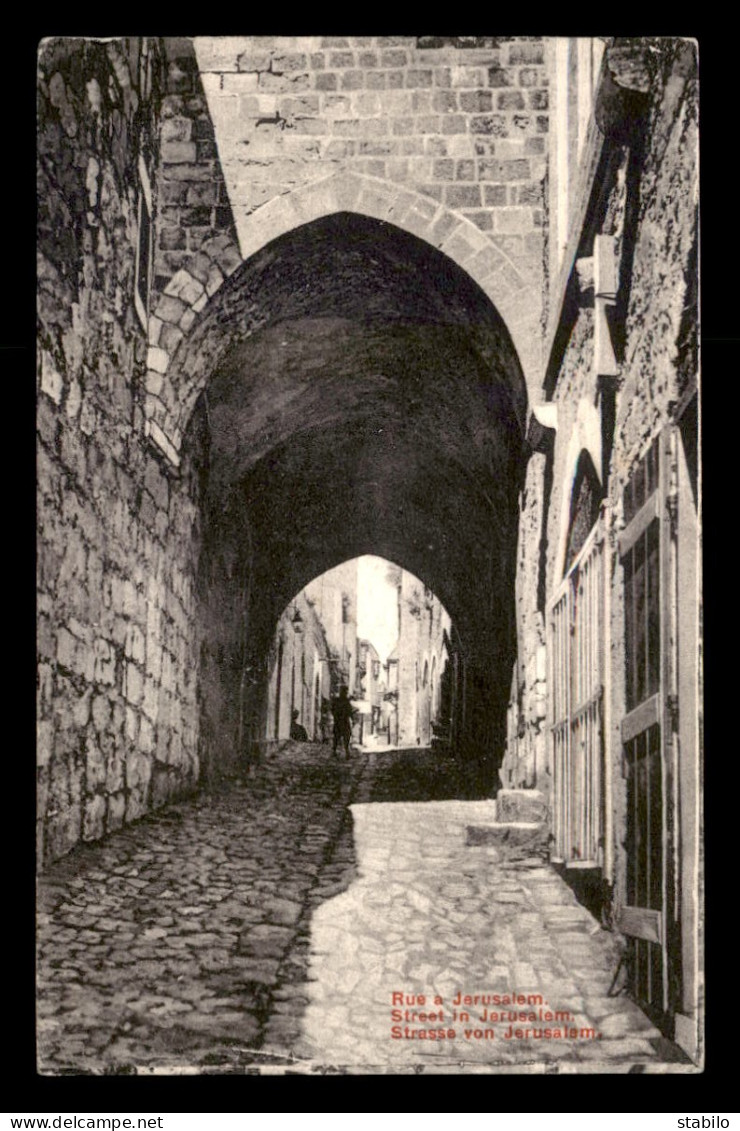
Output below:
[144,175,541,466]
[167,210,530,788]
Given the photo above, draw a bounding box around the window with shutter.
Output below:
[617,432,672,1023]
[548,514,607,868]
[134,155,153,330]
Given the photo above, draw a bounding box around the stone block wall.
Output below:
[395,572,450,748]
[507,38,698,845]
[37,38,207,865]
[540,40,697,595]
[193,34,548,384]
[188,468,266,786]
[196,36,547,247]
[501,450,549,790]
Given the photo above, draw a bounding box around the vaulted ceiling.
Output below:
[183,212,527,729]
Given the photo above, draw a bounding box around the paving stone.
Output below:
[37,742,687,1074]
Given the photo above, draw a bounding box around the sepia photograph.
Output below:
[36,34,701,1077]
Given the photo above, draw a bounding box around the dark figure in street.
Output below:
[331,685,355,757]
[320,696,332,744]
[290,709,308,742]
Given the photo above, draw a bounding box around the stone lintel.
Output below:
[527,403,557,453]
[606,39,653,95]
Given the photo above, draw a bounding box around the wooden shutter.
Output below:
[616,432,674,1022]
[548,517,607,868]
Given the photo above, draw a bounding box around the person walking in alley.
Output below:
[331,685,355,758]
[290,709,308,742]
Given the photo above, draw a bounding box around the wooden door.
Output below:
[618,432,675,1027]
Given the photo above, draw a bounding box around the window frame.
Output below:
[134,153,153,331]
[548,510,610,871]
[616,427,677,1025]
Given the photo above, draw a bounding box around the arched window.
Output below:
[564,450,603,574]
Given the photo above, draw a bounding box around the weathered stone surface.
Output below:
[496,788,548,824]
[36,41,699,1074]
[466,822,548,859]
[151,36,550,401]
[36,743,681,1075]
[37,37,204,866]
[504,38,698,933]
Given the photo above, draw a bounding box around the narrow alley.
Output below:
[37,743,688,1075]
[37,37,701,1074]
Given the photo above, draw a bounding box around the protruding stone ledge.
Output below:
[466,788,550,862]
[527,402,557,453]
[605,39,652,95]
[465,820,549,864]
[496,787,547,824]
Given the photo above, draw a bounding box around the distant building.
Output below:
[265,591,332,745]
[355,638,383,742]
[304,560,358,697]
[389,569,451,748]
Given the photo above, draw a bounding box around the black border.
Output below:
[16,21,729,1112]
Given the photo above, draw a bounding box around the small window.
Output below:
[564,450,603,574]
[138,38,152,102]
[622,437,659,526]
[134,154,153,329]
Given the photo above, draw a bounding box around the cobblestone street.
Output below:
[37,743,690,1075]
